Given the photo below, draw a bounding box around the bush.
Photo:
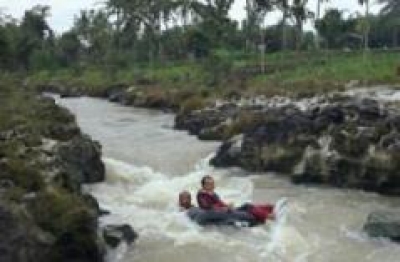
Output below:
[201,51,233,86]
[0,159,44,192]
[180,96,207,114]
[28,188,101,261]
[29,188,96,237]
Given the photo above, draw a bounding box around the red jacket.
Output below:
[197,191,228,211]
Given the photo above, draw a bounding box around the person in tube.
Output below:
[196,175,275,224]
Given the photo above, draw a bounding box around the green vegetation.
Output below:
[27,187,100,261]
[0,0,399,98]
[0,159,44,191]
[29,189,96,238]
[0,86,76,140]
[0,88,58,193]
[249,50,400,96]
[23,50,400,100]
[0,86,78,197]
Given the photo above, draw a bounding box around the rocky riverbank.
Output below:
[0,88,136,262]
[176,93,400,196]
[40,82,400,196]
[37,83,210,114]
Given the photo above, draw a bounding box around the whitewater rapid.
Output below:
[56,95,400,262]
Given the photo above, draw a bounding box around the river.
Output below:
[57,96,400,262]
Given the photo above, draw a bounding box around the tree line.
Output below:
[0,0,398,72]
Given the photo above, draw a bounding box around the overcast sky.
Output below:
[0,0,383,34]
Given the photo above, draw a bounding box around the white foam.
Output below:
[266,199,312,260]
[104,157,165,185]
[87,157,314,261]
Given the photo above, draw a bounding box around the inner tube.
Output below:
[186,207,260,227]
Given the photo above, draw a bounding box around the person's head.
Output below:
[201,175,215,192]
[178,190,192,210]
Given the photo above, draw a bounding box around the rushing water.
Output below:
[56,96,400,262]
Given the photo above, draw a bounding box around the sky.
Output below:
[0,0,384,34]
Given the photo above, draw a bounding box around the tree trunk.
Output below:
[315,0,321,50]
[296,17,303,51]
[182,8,188,30]
[246,0,251,52]
[260,27,266,74]
[393,26,399,48]
[159,14,165,64]
[282,10,288,50]
[364,1,370,52]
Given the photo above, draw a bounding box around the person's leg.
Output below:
[229,210,258,226]
[236,203,253,212]
[258,204,274,213]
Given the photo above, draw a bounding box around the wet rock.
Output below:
[364,211,400,242]
[103,224,138,248]
[186,95,400,195]
[82,193,110,216]
[0,179,15,191]
[198,127,223,140]
[380,131,400,149]
[211,135,243,167]
[56,135,105,184]
[175,109,229,136]
[108,89,130,105]
[312,105,345,130]
[175,103,241,136]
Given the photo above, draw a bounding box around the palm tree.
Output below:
[244,0,267,52]
[275,0,290,50]
[251,0,274,72]
[105,0,177,63]
[315,0,330,50]
[190,0,235,46]
[179,0,193,29]
[378,0,400,47]
[358,0,370,51]
[378,0,400,14]
[292,0,313,50]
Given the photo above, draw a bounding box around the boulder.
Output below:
[364,211,400,242]
[103,224,138,248]
[211,135,243,167]
[56,135,105,184]
[204,96,400,194]
[175,103,240,136]
[108,89,129,105]
[82,194,110,216]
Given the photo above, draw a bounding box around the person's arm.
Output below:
[212,194,229,210]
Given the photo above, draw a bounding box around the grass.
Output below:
[0,87,76,139]
[248,51,400,96]
[21,49,400,100]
